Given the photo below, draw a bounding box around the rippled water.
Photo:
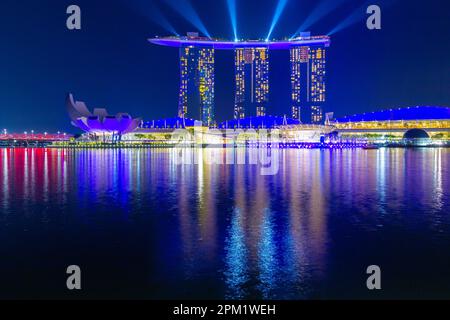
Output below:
[0,147,449,299]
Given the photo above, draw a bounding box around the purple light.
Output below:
[149,36,331,50]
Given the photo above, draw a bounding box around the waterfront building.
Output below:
[290,46,305,121]
[178,33,215,126]
[290,32,327,124]
[218,115,300,129]
[66,93,141,140]
[149,33,331,124]
[332,106,450,140]
[140,117,197,129]
[234,47,270,118]
[309,47,326,123]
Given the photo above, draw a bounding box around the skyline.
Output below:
[0,0,449,132]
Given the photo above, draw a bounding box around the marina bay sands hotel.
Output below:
[149,32,330,127]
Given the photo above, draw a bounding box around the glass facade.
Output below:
[178,46,215,126]
[234,48,269,119]
[234,48,246,119]
[290,45,327,124]
[290,47,303,121]
[309,47,326,124]
[311,106,323,124]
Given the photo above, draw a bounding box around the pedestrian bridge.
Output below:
[0,133,71,146]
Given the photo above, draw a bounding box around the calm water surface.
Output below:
[0,147,449,299]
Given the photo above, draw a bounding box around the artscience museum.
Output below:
[66,93,141,141]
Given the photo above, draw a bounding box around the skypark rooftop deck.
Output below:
[149,35,331,50]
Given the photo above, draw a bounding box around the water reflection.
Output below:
[433,148,444,211]
[1,149,9,215]
[224,208,248,299]
[0,147,449,299]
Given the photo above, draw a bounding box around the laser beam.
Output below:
[291,0,350,39]
[120,0,179,36]
[327,0,396,36]
[266,0,289,41]
[165,0,211,38]
[227,0,238,41]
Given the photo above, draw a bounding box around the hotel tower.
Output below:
[178,35,215,126]
[234,47,270,119]
[290,32,327,124]
[150,32,330,125]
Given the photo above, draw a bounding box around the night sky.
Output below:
[0,0,448,132]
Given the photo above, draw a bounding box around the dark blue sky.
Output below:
[0,0,448,132]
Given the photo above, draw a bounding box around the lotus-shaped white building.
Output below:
[66,93,141,136]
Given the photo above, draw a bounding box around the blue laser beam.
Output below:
[152,5,179,36]
[227,0,238,41]
[327,0,396,36]
[120,0,179,36]
[291,0,350,39]
[266,0,289,41]
[165,0,211,38]
[327,1,370,35]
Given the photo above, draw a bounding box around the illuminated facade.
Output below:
[66,93,141,136]
[178,45,215,126]
[290,44,327,124]
[234,47,269,119]
[150,34,331,125]
[219,115,300,129]
[309,47,326,123]
[333,106,450,140]
[311,106,323,124]
[290,46,307,121]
